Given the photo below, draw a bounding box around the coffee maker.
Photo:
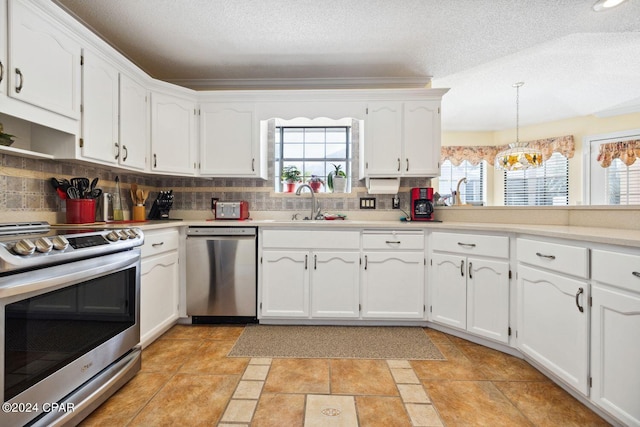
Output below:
[410,187,435,221]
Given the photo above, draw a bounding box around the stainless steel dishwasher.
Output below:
[186,226,257,323]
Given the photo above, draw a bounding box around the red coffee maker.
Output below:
[410,187,435,221]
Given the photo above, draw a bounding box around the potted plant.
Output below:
[327,163,347,193]
[307,174,324,193]
[0,123,16,147]
[281,165,302,192]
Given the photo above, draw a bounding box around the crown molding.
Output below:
[166,77,432,91]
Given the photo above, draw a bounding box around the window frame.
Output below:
[438,159,486,206]
[503,152,569,206]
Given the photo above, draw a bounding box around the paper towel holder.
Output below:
[366,177,401,194]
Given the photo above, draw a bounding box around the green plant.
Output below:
[307,174,324,185]
[281,165,302,183]
[327,163,346,191]
[0,123,15,146]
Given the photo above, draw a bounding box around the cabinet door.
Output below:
[430,253,466,329]
[467,257,510,343]
[8,0,81,118]
[403,101,440,176]
[311,251,360,318]
[150,92,196,175]
[517,264,589,395]
[261,250,309,318]
[200,103,256,176]
[140,252,179,348]
[591,284,640,426]
[0,0,6,96]
[119,74,148,171]
[361,251,424,319]
[81,50,119,164]
[364,102,402,176]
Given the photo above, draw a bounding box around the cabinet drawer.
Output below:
[517,238,588,278]
[362,231,424,250]
[592,249,640,293]
[431,232,508,258]
[262,229,360,249]
[142,229,179,258]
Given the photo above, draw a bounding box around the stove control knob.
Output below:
[52,236,69,251]
[106,231,120,242]
[14,239,36,256]
[126,229,138,239]
[35,237,53,253]
[118,230,129,240]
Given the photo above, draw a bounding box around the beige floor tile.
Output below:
[355,396,412,427]
[411,344,486,381]
[250,357,273,365]
[390,367,420,384]
[405,404,443,427]
[330,359,398,396]
[253,393,306,427]
[458,344,548,381]
[179,340,249,375]
[263,359,330,394]
[140,339,203,373]
[495,381,610,426]
[208,325,246,340]
[221,399,258,423]
[397,384,430,403]
[233,380,264,399]
[386,359,412,369]
[128,373,237,426]
[218,424,248,427]
[243,364,270,380]
[158,324,216,340]
[304,395,357,427]
[423,328,453,345]
[422,379,532,426]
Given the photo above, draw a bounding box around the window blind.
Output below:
[606,158,640,204]
[504,152,568,206]
[439,160,485,205]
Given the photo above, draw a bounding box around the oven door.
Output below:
[0,248,140,427]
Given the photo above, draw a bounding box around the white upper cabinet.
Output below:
[199,102,264,178]
[150,92,197,175]
[119,74,148,171]
[362,99,442,178]
[80,49,119,164]
[0,0,6,96]
[8,0,81,119]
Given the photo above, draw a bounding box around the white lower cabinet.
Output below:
[430,232,510,343]
[590,249,640,426]
[261,250,310,318]
[140,229,180,347]
[516,238,589,396]
[311,251,360,318]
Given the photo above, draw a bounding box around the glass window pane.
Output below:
[283,128,304,143]
[326,128,347,143]
[326,144,346,159]
[304,162,325,177]
[304,128,325,143]
[283,143,304,158]
[306,144,325,158]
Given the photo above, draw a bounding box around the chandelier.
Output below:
[495,82,543,171]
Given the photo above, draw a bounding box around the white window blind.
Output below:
[504,152,568,206]
[606,159,640,204]
[439,160,485,205]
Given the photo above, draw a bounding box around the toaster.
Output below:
[215,201,250,220]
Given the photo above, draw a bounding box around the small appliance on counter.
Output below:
[214,200,250,220]
[410,187,435,221]
[148,190,174,220]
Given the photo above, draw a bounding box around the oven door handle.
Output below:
[0,250,140,301]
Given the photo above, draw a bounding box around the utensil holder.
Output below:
[66,199,96,224]
[133,205,146,221]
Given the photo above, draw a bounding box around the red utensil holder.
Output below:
[66,199,96,224]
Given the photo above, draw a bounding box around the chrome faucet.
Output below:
[295,184,322,220]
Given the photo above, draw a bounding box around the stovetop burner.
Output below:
[0,222,144,275]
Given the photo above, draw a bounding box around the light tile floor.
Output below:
[80,325,611,427]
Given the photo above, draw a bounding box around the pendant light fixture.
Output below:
[592,0,629,12]
[494,82,543,171]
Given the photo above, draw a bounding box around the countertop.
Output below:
[116,218,640,249]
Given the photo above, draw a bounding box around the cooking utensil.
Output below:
[136,189,144,205]
[90,177,99,191]
[66,187,80,199]
[130,183,138,204]
[90,188,103,199]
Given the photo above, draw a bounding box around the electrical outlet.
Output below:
[392,196,400,209]
[360,197,376,209]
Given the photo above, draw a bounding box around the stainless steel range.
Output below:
[0,222,144,427]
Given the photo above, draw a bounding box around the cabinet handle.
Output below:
[0,61,4,84]
[305,254,308,270]
[123,145,128,161]
[364,255,368,270]
[575,287,584,313]
[385,240,401,244]
[460,259,465,277]
[314,254,317,270]
[536,252,556,260]
[15,68,23,93]
[152,242,164,247]
[397,158,401,171]
[252,158,255,171]
[114,142,120,160]
[632,271,640,278]
[406,158,409,172]
[468,261,473,279]
[153,153,157,168]
[457,242,476,248]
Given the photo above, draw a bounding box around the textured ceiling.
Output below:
[55,0,640,131]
